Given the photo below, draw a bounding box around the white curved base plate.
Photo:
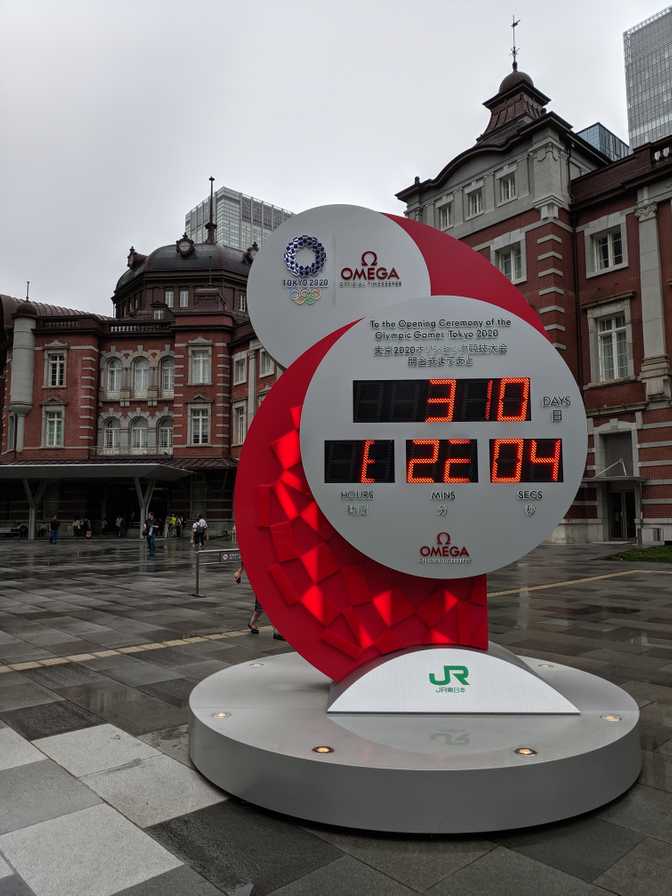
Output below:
[189,651,641,833]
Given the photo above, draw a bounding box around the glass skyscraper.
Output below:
[576,123,630,161]
[624,7,672,148]
[185,186,293,250]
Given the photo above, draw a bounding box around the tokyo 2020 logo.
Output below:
[283,235,327,277]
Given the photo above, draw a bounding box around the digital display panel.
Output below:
[324,440,395,483]
[490,439,563,483]
[406,439,478,484]
[353,378,531,423]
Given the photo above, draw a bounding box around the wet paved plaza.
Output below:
[0,537,672,895]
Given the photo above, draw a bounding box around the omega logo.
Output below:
[340,250,400,282]
[419,532,470,559]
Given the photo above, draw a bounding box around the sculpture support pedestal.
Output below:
[189,648,640,833]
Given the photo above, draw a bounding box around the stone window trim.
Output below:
[259,349,275,378]
[464,183,484,220]
[42,403,65,449]
[592,418,640,479]
[188,404,211,446]
[582,212,629,279]
[233,351,247,385]
[489,230,527,285]
[495,167,517,206]
[436,195,454,231]
[232,400,247,447]
[187,343,213,386]
[585,297,635,387]
[44,347,68,389]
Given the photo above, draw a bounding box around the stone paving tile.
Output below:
[599,783,672,842]
[34,724,160,777]
[0,759,100,835]
[639,750,672,792]
[0,875,37,895]
[137,678,195,707]
[77,655,185,687]
[595,835,672,896]
[267,855,416,895]
[0,805,182,896]
[112,865,222,895]
[0,855,10,878]
[82,754,225,827]
[0,680,62,714]
[428,846,612,895]
[149,801,342,896]
[56,681,187,735]
[307,827,495,890]
[0,728,45,771]
[0,700,102,740]
[21,663,115,691]
[138,725,192,767]
[497,814,644,882]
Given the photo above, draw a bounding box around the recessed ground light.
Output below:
[601,714,622,722]
[537,663,554,669]
[212,711,231,719]
[514,746,537,757]
[312,745,334,754]
[250,662,264,668]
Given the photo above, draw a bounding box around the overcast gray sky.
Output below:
[0,0,665,314]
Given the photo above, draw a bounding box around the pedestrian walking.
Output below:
[176,515,183,538]
[48,515,60,544]
[83,518,92,540]
[234,562,285,640]
[144,512,158,559]
[194,513,208,548]
[115,515,123,537]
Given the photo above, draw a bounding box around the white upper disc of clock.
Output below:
[246,205,430,367]
[299,296,587,579]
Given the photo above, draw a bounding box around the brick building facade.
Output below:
[0,228,279,538]
[397,65,672,544]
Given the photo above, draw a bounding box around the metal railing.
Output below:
[193,545,241,597]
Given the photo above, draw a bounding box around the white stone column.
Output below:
[247,346,257,428]
[636,201,670,399]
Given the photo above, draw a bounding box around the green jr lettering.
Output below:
[428,665,470,687]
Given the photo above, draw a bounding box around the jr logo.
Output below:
[428,665,470,686]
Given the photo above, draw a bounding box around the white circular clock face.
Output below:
[300,296,587,579]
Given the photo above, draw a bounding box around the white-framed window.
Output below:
[190,407,210,445]
[44,408,64,448]
[259,349,274,378]
[106,358,122,393]
[190,348,211,385]
[133,358,150,395]
[160,357,175,394]
[437,200,453,230]
[7,413,17,450]
[158,417,173,453]
[164,289,174,308]
[233,352,247,385]
[497,172,516,204]
[179,288,189,308]
[592,226,624,273]
[597,313,629,381]
[46,351,66,387]
[237,293,247,313]
[495,243,523,282]
[232,402,247,446]
[130,417,149,451]
[465,187,483,219]
[153,309,163,321]
[103,418,121,451]
[258,390,270,407]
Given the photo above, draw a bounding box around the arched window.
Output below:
[158,417,173,454]
[129,417,149,451]
[107,358,122,393]
[103,417,121,452]
[160,357,175,394]
[133,357,150,395]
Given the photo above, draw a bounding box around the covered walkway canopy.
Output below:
[0,461,195,540]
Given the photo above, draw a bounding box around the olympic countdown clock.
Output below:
[300,295,587,578]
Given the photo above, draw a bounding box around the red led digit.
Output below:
[496,377,530,423]
[425,379,456,423]
[407,439,439,483]
[359,440,377,484]
[491,438,524,483]
[529,439,561,481]
[485,378,494,420]
[443,440,474,483]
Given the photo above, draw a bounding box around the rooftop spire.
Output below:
[25,280,30,300]
[511,15,520,70]
[205,176,217,245]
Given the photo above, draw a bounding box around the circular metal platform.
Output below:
[189,652,640,833]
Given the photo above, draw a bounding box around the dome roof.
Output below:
[499,67,534,94]
[116,240,252,291]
